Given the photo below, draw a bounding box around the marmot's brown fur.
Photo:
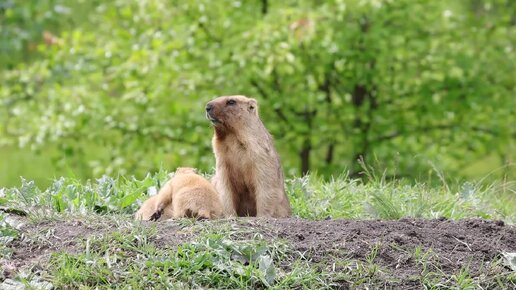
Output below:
[206,95,291,217]
[134,195,173,221]
[151,167,223,220]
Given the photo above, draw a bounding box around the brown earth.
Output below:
[2,217,515,289]
[251,218,515,288]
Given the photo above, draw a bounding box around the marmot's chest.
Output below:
[221,138,272,158]
[220,158,257,217]
[216,139,275,217]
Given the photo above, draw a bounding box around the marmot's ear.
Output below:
[248,99,258,115]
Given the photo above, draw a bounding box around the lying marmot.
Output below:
[206,95,291,217]
[134,195,173,221]
[150,167,223,220]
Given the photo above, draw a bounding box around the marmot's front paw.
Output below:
[150,209,163,221]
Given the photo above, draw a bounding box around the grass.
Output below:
[1,171,515,288]
[2,169,514,223]
[36,218,333,289]
[289,173,515,223]
[2,213,515,289]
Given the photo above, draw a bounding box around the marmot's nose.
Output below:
[206,104,213,112]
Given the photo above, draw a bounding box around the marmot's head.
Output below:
[205,95,258,133]
[175,167,197,175]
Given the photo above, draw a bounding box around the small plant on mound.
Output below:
[0,212,20,258]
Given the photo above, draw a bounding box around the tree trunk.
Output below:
[299,109,315,176]
[350,84,369,177]
[325,143,334,165]
[261,0,268,15]
[300,137,311,176]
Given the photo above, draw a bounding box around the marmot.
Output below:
[206,95,291,217]
[134,195,173,221]
[150,167,223,220]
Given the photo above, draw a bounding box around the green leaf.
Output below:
[502,252,516,272]
[257,254,276,287]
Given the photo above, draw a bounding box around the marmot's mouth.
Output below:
[206,112,221,125]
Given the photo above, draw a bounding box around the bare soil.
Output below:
[252,218,515,288]
[3,217,515,288]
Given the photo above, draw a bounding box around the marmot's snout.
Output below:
[205,102,220,124]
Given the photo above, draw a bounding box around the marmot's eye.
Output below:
[226,99,236,106]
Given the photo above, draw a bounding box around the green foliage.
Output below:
[287,174,515,223]
[4,170,170,216]
[502,252,516,272]
[1,0,515,184]
[2,173,515,223]
[0,212,19,258]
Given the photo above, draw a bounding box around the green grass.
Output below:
[39,220,332,289]
[1,172,515,289]
[2,213,515,289]
[2,170,514,223]
[6,214,507,289]
[289,173,515,223]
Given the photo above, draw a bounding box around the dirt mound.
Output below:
[3,217,515,288]
[3,219,114,274]
[252,218,515,286]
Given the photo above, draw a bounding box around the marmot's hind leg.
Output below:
[149,209,163,221]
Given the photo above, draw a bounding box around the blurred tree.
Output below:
[0,0,514,182]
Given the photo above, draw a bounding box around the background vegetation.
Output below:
[1,0,515,187]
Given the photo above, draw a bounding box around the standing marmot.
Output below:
[206,95,291,217]
[150,167,223,220]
